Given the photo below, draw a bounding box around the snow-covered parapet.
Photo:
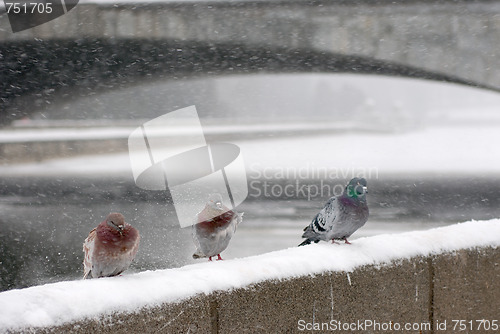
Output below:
[1,220,499,332]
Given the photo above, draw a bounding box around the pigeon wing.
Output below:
[192,223,207,259]
[82,228,96,279]
[302,197,337,240]
[321,197,338,231]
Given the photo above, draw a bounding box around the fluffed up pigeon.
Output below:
[192,193,243,261]
[83,212,140,279]
[299,177,369,246]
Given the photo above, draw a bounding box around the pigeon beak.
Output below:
[216,202,223,210]
[363,186,368,194]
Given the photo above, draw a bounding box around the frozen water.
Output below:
[1,124,500,177]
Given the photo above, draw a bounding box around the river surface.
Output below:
[1,175,500,292]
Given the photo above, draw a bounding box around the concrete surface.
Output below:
[22,246,499,334]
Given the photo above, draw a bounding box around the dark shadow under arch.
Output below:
[1,38,498,125]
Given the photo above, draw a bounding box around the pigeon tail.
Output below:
[298,239,311,246]
[192,251,206,259]
[83,270,92,280]
[298,239,319,247]
[301,224,322,241]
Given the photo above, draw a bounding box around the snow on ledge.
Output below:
[1,219,499,331]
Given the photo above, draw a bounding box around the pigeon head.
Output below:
[207,193,224,211]
[345,178,368,198]
[106,212,126,235]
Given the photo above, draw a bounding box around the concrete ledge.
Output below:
[28,248,499,334]
[433,248,500,324]
[1,221,499,333]
[42,296,213,334]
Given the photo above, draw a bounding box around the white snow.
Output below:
[0,219,499,331]
[240,124,500,177]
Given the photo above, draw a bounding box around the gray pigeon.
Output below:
[192,193,243,261]
[299,178,369,246]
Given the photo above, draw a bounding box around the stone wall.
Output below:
[29,246,499,334]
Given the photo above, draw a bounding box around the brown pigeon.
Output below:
[83,213,140,279]
[192,194,243,261]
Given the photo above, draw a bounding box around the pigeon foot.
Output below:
[216,254,223,261]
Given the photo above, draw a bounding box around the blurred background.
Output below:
[1,0,500,291]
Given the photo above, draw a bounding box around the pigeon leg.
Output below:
[343,238,351,245]
[331,239,339,244]
[216,254,223,261]
[208,256,213,261]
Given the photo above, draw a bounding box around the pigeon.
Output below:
[192,193,243,261]
[299,177,369,246]
[83,212,140,279]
